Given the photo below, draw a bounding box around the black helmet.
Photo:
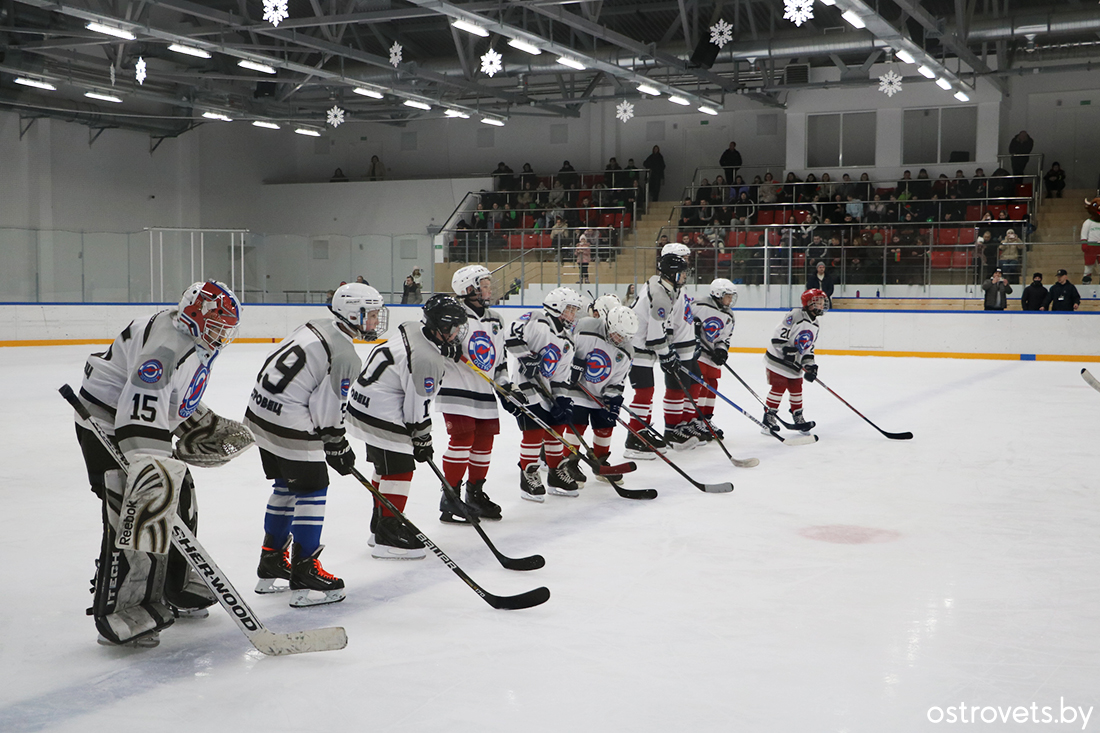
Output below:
[422,294,468,345]
[657,253,689,283]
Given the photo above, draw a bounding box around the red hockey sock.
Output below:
[442,431,475,487]
[376,472,414,517]
[468,431,495,483]
[628,386,654,432]
[519,430,544,470]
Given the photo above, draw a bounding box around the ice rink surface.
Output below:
[1,342,1098,732]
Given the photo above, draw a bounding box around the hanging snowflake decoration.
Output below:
[262,0,289,27]
[616,100,635,123]
[480,48,503,77]
[326,105,345,128]
[110,65,116,87]
[878,69,903,97]
[709,19,733,48]
[783,0,814,27]
[135,57,147,85]
[389,42,403,68]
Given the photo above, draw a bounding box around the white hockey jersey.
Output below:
[668,293,697,360]
[693,296,735,368]
[243,319,361,463]
[764,308,819,379]
[1081,219,1100,244]
[567,316,633,409]
[629,275,679,365]
[505,311,575,409]
[77,309,220,460]
[435,302,508,420]
[346,323,450,455]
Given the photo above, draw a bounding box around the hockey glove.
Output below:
[439,339,463,363]
[323,436,356,476]
[497,384,527,416]
[549,395,573,425]
[658,349,681,376]
[711,348,729,366]
[518,355,542,379]
[803,363,818,383]
[569,360,586,386]
[411,432,433,463]
[603,394,624,419]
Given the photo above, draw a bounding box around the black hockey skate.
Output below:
[623,431,665,460]
[465,479,502,521]
[761,409,780,435]
[439,483,480,525]
[547,461,581,497]
[289,543,346,608]
[255,534,292,594]
[372,515,426,560]
[664,426,699,451]
[683,418,714,442]
[562,454,587,484]
[519,464,546,503]
[790,408,816,433]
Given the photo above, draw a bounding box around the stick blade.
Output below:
[249,627,348,656]
[883,431,914,440]
[782,434,819,446]
[600,461,636,475]
[613,485,658,500]
[730,456,759,468]
[487,586,551,610]
[702,481,735,494]
[501,554,546,571]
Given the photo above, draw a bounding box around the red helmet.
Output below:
[1086,197,1100,222]
[801,288,828,316]
[178,280,241,351]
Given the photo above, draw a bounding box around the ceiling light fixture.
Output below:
[14,77,56,91]
[202,111,232,122]
[637,83,661,96]
[252,120,280,129]
[557,56,586,71]
[698,105,718,115]
[85,91,123,103]
[894,49,915,64]
[935,77,952,90]
[668,95,690,105]
[168,44,211,59]
[445,109,470,118]
[840,10,866,28]
[86,22,135,40]
[954,91,970,102]
[452,19,489,37]
[481,117,505,126]
[352,87,384,99]
[403,99,431,110]
[917,65,937,78]
[294,128,322,137]
[238,59,276,74]
[507,38,542,55]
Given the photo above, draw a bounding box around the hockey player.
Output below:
[505,286,584,501]
[246,283,386,607]
[691,279,738,436]
[347,294,467,559]
[564,300,639,484]
[1080,197,1100,284]
[763,288,825,433]
[73,280,242,648]
[624,243,693,460]
[436,265,522,522]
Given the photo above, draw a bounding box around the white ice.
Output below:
[2,344,1098,732]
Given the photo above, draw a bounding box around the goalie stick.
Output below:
[575,381,734,494]
[678,370,819,446]
[1082,368,1100,394]
[809,375,913,441]
[722,364,803,431]
[422,456,546,571]
[348,467,550,610]
[59,384,347,656]
[675,367,759,468]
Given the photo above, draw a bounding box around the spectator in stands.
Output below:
[819,172,835,200]
[715,203,734,235]
[971,168,988,199]
[845,193,864,222]
[836,173,855,201]
[517,182,535,210]
[1008,131,1034,176]
[492,162,515,195]
[489,202,504,229]
[678,198,702,231]
[782,172,801,203]
[625,159,641,187]
[472,202,489,230]
[591,182,610,208]
[644,146,665,201]
[535,180,550,206]
[330,167,349,182]
[1021,273,1047,311]
[720,141,742,184]
[759,173,780,204]
[865,194,887,223]
[1041,269,1081,311]
[998,230,1023,283]
[519,163,537,190]
[625,283,637,307]
[857,172,873,201]
[697,178,716,207]
[806,261,836,306]
[355,275,369,285]
[942,191,964,222]
[697,198,715,226]
[896,170,914,198]
[912,169,932,199]
[575,232,592,284]
[982,269,1013,310]
[557,160,579,196]
[730,175,750,202]
[932,174,950,199]
[712,176,728,207]
[548,180,567,209]
[401,276,418,304]
[605,157,624,189]
[977,229,998,276]
[368,155,385,181]
[500,203,518,230]
[625,180,641,212]
[799,173,819,203]
[750,175,764,201]
[989,168,1012,199]
[1044,162,1066,199]
[950,170,970,199]
[733,191,755,226]
[806,234,829,265]
[991,209,1012,241]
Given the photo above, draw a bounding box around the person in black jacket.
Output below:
[1020,272,1048,311]
[719,142,742,185]
[1008,131,1034,176]
[806,261,836,307]
[981,269,1013,311]
[1041,269,1081,311]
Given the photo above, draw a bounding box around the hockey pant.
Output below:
[765,369,803,412]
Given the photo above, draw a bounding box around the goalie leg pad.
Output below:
[116,455,186,555]
[164,475,216,613]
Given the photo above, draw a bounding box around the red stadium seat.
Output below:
[930,251,953,268]
[965,205,984,222]
[1008,204,1027,220]
[621,213,632,228]
[951,250,972,268]
[598,212,616,228]
[506,234,524,249]
[959,228,976,244]
[793,252,806,268]
[1015,183,1033,197]
[793,209,813,224]
[756,209,775,225]
[936,228,959,245]
[774,208,793,225]
[987,204,1007,219]
[746,231,762,247]
[522,215,535,228]
[876,187,895,197]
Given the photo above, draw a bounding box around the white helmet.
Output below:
[543,286,584,324]
[452,265,492,304]
[709,278,738,310]
[590,293,621,320]
[661,242,691,258]
[606,305,639,346]
[331,283,387,338]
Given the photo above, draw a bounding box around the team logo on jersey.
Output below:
[784,314,794,326]
[539,344,562,378]
[657,307,667,319]
[340,378,351,398]
[684,297,694,323]
[518,312,533,323]
[179,364,210,418]
[424,377,436,395]
[468,331,496,371]
[137,359,163,384]
[795,330,815,353]
[584,349,613,383]
[701,317,724,342]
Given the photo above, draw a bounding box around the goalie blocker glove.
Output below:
[323,436,355,475]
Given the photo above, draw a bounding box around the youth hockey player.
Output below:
[436,265,522,522]
[624,243,692,460]
[1081,197,1100,284]
[691,279,738,436]
[763,288,825,433]
[505,286,584,501]
[73,280,242,648]
[347,294,467,559]
[246,283,386,607]
[564,299,639,485]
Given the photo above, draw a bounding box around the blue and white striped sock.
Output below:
[262,480,294,547]
[290,487,328,556]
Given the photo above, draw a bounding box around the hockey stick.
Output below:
[421,457,546,571]
[809,376,913,440]
[676,367,759,468]
[722,364,802,431]
[1081,368,1100,394]
[575,381,733,494]
[348,466,550,610]
[678,370,819,445]
[59,384,347,656]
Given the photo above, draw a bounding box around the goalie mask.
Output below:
[1086,198,1100,223]
[331,283,387,339]
[178,280,240,352]
[452,265,493,307]
[802,288,828,318]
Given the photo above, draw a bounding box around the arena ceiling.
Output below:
[1,0,1098,141]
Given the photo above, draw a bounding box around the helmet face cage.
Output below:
[709,278,738,310]
[544,287,584,324]
[331,284,387,338]
[423,294,469,344]
[801,288,828,315]
[657,254,689,287]
[179,281,240,351]
[452,265,492,305]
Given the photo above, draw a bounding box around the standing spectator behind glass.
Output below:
[1008,131,1034,176]
[806,262,836,307]
[519,163,537,190]
[982,269,1013,310]
[977,229,998,277]
[401,276,419,304]
[644,145,665,202]
[367,155,385,181]
[492,162,515,198]
[1044,162,1066,199]
[720,141,742,185]
[998,230,1023,283]
[330,167,349,182]
[1041,269,1080,311]
[1021,272,1048,311]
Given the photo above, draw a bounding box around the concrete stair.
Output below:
[1026,189,1094,279]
